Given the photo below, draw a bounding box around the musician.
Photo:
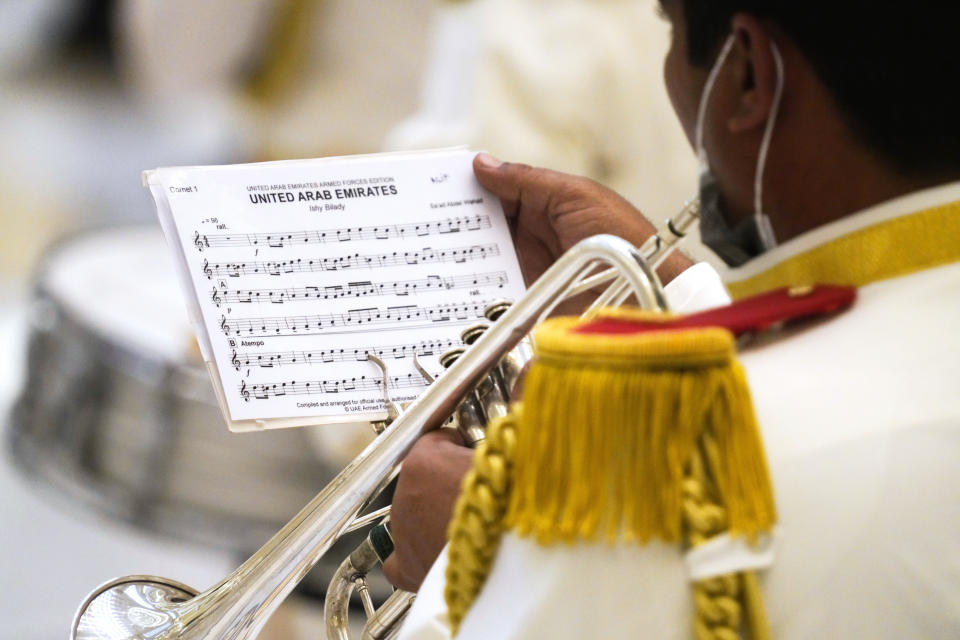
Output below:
[387,0,960,637]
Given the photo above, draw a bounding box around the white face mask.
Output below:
[695,34,785,267]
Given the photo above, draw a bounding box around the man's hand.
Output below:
[473,153,692,290]
[382,429,473,592]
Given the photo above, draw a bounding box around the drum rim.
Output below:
[5,409,288,552]
[28,223,210,389]
[7,225,384,583]
[30,222,196,370]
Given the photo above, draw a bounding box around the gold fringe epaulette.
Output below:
[445,309,777,638]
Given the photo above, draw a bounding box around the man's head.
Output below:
[658,0,960,247]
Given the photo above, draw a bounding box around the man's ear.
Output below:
[727,14,781,134]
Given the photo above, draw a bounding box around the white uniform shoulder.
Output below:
[400,261,960,639]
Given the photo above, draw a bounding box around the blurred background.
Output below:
[0,0,696,637]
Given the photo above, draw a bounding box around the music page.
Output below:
[148,149,526,429]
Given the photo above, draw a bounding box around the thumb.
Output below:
[473,153,559,220]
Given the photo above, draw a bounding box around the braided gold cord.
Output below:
[445,411,770,639]
[684,438,769,640]
[444,412,518,634]
[441,341,774,639]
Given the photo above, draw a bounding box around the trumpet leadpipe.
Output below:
[566,198,701,302]
[638,198,701,269]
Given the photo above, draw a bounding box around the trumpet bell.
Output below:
[72,576,198,639]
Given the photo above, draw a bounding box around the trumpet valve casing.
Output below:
[439,348,487,447]
[483,302,535,397]
[460,324,511,422]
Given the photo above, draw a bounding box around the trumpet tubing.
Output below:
[71,202,698,640]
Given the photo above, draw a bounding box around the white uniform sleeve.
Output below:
[663,261,731,313]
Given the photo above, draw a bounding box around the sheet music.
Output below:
[150,149,526,425]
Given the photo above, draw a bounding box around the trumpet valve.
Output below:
[460,323,489,346]
[482,301,511,322]
[482,302,535,397]
[439,348,487,447]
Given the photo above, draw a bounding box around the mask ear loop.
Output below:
[694,35,737,163]
[753,41,785,250]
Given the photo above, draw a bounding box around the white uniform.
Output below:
[399,182,960,638]
[118,0,433,156]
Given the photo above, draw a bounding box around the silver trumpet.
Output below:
[71,201,699,640]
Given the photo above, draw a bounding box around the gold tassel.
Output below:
[505,317,776,545]
[444,311,777,636]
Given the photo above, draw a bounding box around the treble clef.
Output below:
[240,381,250,402]
[211,288,222,307]
[194,231,204,252]
[231,349,240,371]
[203,259,213,279]
[220,315,230,335]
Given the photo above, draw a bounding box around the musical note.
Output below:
[197,243,500,279]
[220,300,495,338]
[211,271,507,304]
[198,216,491,250]
[230,338,460,371]
[239,372,428,400]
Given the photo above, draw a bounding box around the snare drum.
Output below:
[7,226,379,568]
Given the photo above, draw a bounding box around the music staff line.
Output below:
[230,338,459,371]
[211,271,506,306]
[220,300,494,338]
[240,373,429,401]
[201,243,501,280]
[194,215,491,251]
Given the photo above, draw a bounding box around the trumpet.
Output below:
[71,200,700,640]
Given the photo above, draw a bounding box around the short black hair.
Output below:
[677,0,960,178]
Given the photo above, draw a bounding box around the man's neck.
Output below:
[739,59,960,244]
[781,172,956,245]
[764,122,960,244]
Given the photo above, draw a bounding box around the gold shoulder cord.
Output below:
[445,318,776,639]
[685,437,770,640]
[444,412,518,629]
